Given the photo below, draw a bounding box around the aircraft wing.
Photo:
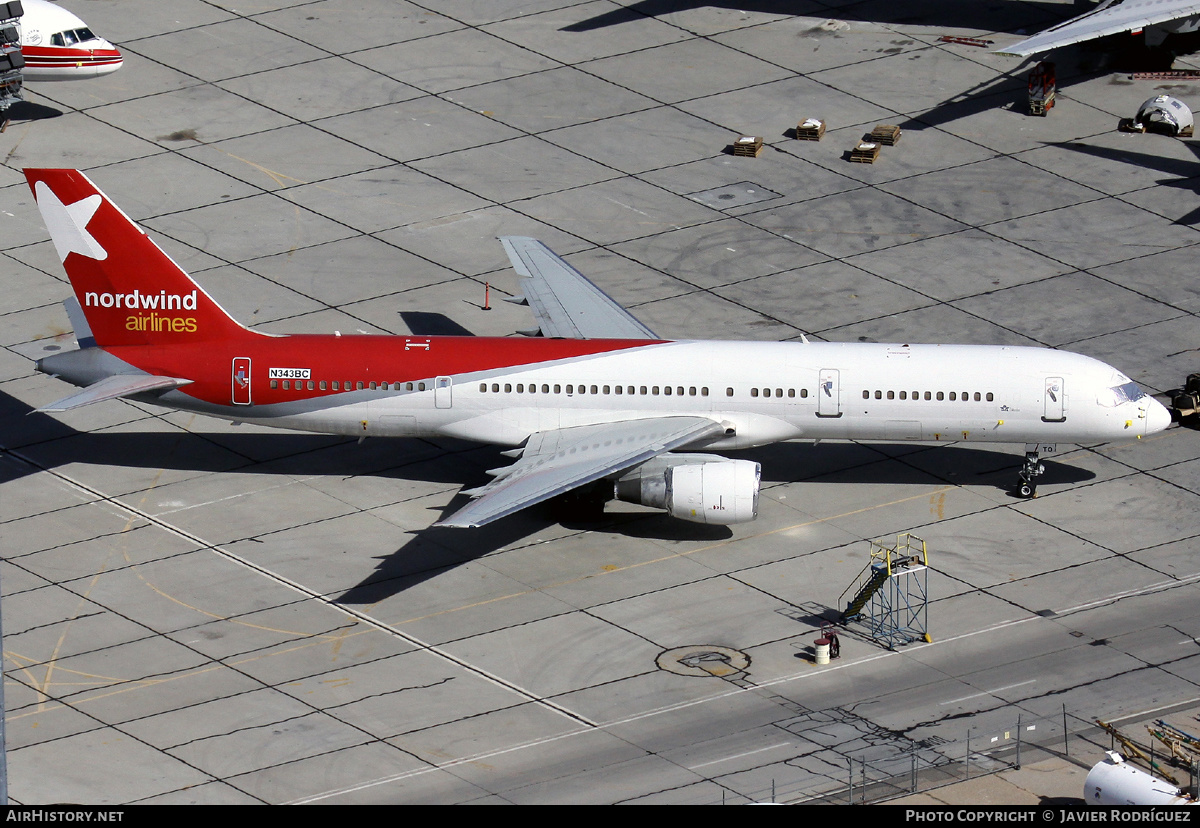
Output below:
[996,0,1200,56]
[38,374,193,412]
[434,416,725,528]
[500,236,659,339]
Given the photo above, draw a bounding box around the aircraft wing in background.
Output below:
[435,416,725,528]
[996,0,1200,56]
[500,236,660,340]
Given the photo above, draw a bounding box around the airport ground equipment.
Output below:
[1172,373,1200,420]
[1028,62,1055,116]
[0,1,22,121]
[1124,95,1195,136]
[1098,719,1180,786]
[1086,751,1197,805]
[838,534,930,649]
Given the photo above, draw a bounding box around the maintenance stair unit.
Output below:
[839,534,930,649]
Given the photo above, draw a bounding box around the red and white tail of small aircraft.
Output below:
[16,0,121,81]
[23,168,1172,528]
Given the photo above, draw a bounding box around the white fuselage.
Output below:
[166,340,1169,450]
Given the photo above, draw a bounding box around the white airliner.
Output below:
[13,0,121,81]
[22,169,1172,528]
[998,0,1200,57]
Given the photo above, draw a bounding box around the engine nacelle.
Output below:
[615,454,761,525]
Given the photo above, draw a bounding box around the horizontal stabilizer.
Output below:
[37,374,192,412]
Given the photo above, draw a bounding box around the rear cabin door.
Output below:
[434,376,453,409]
[232,357,251,405]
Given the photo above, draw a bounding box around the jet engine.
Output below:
[615,454,760,525]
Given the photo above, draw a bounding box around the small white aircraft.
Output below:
[998,0,1200,57]
[13,0,121,81]
[22,169,1172,528]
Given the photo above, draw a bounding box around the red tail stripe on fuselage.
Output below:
[109,335,662,407]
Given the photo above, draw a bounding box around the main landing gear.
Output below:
[1015,445,1048,498]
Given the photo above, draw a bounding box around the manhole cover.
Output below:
[687,181,780,210]
[657,645,751,677]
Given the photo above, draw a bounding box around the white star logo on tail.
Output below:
[34,180,108,262]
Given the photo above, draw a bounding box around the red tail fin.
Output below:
[25,169,257,347]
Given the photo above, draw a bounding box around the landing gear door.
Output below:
[817,369,842,418]
[1043,376,1065,422]
[434,376,453,409]
[232,357,251,405]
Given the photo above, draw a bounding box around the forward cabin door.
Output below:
[434,376,453,409]
[817,368,842,418]
[1043,376,1065,422]
[232,357,252,405]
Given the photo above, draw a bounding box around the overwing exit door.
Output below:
[817,369,842,418]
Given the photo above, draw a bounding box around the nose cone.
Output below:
[1145,397,1172,435]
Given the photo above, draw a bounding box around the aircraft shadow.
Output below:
[1044,139,1200,225]
[560,1,1200,131]
[4,100,63,121]
[0,390,1094,603]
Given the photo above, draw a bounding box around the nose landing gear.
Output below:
[1015,447,1047,498]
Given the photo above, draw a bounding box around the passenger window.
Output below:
[270,380,278,389]
[887,391,894,400]
[974,392,981,401]
[726,387,734,397]
[874,390,882,400]
[283,381,290,390]
[863,390,870,400]
[800,388,807,398]
[936,392,944,401]
[418,382,426,391]
[751,388,759,398]
[664,386,672,396]
[652,386,660,395]
[320,381,327,390]
[924,392,931,400]
[949,392,956,401]
[567,385,574,394]
[986,392,994,402]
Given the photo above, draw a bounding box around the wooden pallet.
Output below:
[731,136,763,157]
[850,141,881,163]
[795,118,825,141]
[869,124,901,145]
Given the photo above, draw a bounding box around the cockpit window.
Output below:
[49,29,97,47]
[1098,381,1145,407]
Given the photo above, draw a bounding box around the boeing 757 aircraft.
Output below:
[22,169,1172,528]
